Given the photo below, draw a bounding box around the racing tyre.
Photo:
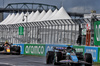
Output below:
[11,46,20,55]
[15,46,20,55]
[0,47,4,51]
[84,53,92,66]
[46,51,54,64]
[54,52,62,65]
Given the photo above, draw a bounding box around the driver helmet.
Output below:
[5,41,9,44]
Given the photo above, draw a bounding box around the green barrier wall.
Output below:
[24,44,45,56]
[73,45,85,54]
[98,47,100,62]
[17,43,100,63]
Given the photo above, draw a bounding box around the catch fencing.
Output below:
[0,19,92,45]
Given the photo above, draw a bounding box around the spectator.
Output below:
[77,35,82,45]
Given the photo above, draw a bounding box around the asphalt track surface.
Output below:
[0,55,95,66]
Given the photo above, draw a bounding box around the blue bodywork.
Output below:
[67,53,78,62]
[71,55,78,62]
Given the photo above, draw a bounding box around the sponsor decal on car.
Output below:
[6,48,10,52]
[71,55,78,62]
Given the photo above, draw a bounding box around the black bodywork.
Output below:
[46,46,92,66]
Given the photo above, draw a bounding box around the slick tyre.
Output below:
[84,53,92,66]
[16,47,20,55]
[14,46,20,55]
[46,51,54,64]
[56,52,62,62]
[0,47,4,51]
[54,52,62,65]
[11,46,20,55]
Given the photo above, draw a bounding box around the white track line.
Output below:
[0,62,16,66]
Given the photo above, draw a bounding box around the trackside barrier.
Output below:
[13,44,100,63]
[24,44,45,56]
[98,47,100,62]
[13,44,24,54]
[84,46,98,62]
[73,45,85,54]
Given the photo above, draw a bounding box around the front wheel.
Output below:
[53,52,62,65]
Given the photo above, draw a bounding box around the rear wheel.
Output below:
[16,47,20,55]
[10,46,20,55]
[0,47,4,51]
[84,53,92,66]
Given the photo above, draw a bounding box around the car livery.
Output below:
[0,42,20,55]
[46,46,92,66]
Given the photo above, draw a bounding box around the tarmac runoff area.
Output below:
[0,55,96,66]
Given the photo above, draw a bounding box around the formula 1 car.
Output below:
[0,42,20,55]
[46,46,92,66]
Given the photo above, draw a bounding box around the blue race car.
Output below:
[46,46,92,66]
